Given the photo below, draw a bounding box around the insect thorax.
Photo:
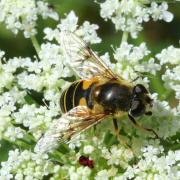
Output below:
[94,81,133,112]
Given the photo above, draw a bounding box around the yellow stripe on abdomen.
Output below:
[79,97,87,106]
[72,81,82,107]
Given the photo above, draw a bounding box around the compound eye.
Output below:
[130,100,145,117]
[131,100,139,111]
[134,84,148,94]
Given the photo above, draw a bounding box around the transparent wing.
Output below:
[60,31,118,80]
[34,106,107,154]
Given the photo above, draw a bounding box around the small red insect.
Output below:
[79,155,94,168]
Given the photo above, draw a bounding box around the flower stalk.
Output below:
[30,35,41,54]
[121,31,129,45]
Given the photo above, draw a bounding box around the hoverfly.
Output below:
[34,31,158,153]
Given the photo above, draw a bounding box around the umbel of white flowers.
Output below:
[0,0,179,179]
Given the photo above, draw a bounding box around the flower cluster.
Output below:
[0,0,179,179]
[124,145,180,179]
[0,53,27,141]
[0,149,60,179]
[99,0,173,38]
[113,42,161,80]
[156,46,180,100]
[44,10,101,44]
[0,0,59,38]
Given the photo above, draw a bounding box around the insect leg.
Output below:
[131,76,140,83]
[131,70,147,83]
[128,114,159,138]
[112,118,131,149]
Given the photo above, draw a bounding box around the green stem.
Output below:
[4,137,31,149]
[30,35,41,54]
[118,31,129,64]
[120,31,128,46]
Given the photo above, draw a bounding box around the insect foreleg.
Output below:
[128,114,159,138]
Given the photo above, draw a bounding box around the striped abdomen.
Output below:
[60,80,96,113]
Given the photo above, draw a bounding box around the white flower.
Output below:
[113,42,157,80]
[68,166,91,180]
[114,42,133,61]
[44,89,61,102]
[114,42,150,63]
[38,43,63,71]
[100,52,115,70]
[95,167,118,180]
[37,1,59,21]
[0,50,5,59]
[13,104,57,139]
[126,18,143,39]
[0,86,27,141]
[101,145,133,167]
[43,27,60,41]
[162,65,180,100]
[124,146,180,179]
[76,21,101,44]
[68,134,82,150]
[3,57,29,73]
[99,1,173,38]
[83,145,94,154]
[95,169,109,180]
[156,45,180,65]
[155,46,180,100]
[150,93,180,139]
[128,43,150,62]
[100,0,119,20]
[120,0,136,14]
[0,149,58,179]
[0,0,59,38]
[0,71,14,93]
[112,15,126,31]
[134,58,161,75]
[150,2,173,22]
[17,72,44,91]
[135,6,150,23]
[50,10,102,45]
[4,126,25,141]
[58,10,78,32]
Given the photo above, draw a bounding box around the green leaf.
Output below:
[24,94,38,105]
[57,143,70,154]
[103,130,118,147]
[0,140,14,162]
